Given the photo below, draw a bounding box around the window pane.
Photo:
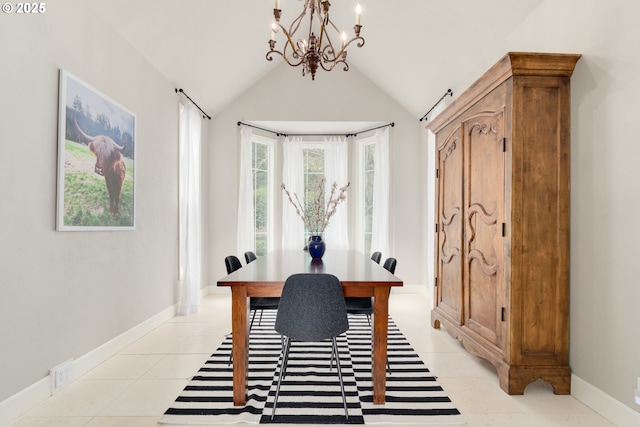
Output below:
[303,147,324,235]
[304,148,324,173]
[363,143,375,255]
[255,143,268,171]
[253,140,270,256]
[254,171,267,230]
[365,143,375,170]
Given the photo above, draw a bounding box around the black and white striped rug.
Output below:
[160,313,465,425]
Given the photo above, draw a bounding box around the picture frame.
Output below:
[56,69,136,231]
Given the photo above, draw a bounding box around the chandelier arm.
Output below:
[319,57,349,72]
[273,21,306,60]
[326,16,342,37]
[315,9,330,56]
[288,7,307,40]
[320,43,338,62]
[266,50,306,67]
[330,36,364,60]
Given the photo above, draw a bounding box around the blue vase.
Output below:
[308,235,326,259]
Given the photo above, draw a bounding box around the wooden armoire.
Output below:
[427,52,580,395]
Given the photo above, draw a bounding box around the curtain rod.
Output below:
[237,121,394,138]
[175,88,211,120]
[419,89,453,122]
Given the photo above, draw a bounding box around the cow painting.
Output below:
[74,119,127,214]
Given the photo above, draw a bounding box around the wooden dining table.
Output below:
[217,249,403,406]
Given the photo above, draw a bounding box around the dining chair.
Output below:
[225,255,279,330]
[224,254,280,365]
[244,251,257,264]
[345,256,398,374]
[271,273,349,421]
[224,255,242,275]
[383,257,397,274]
[345,252,382,325]
[243,251,279,328]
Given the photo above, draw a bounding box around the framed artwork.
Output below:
[56,69,136,230]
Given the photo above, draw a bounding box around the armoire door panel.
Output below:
[435,128,464,324]
[463,112,505,347]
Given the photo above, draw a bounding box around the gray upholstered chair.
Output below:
[271,273,349,421]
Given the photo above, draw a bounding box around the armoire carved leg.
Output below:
[501,366,572,395]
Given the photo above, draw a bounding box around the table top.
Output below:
[217,250,403,287]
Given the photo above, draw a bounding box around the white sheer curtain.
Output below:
[323,136,349,249]
[178,101,202,315]
[370,127,390,256]
[237,125,255,254]
[282,137,305,249]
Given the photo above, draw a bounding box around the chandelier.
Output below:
[267,0,365,80]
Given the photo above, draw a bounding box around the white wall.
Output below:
[0,0,180,404]
[206,64,425,290]
[431,0,640,418]
[505,0,640,416]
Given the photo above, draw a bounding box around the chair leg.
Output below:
[271,337,291,420]
[258,309,264,326]
[249,309,257,330]
[329,341,335,371]
[332,337,349,420]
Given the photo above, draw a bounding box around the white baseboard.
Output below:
[0,377,50,427]
[0,303,178,426]
[572,374,640,427]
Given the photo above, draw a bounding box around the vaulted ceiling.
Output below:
[88,0,543,119]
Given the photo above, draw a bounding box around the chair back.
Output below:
[370,251,382,264]
[224,255,242,275]
[244,251,257,264]
[275,273,348,342]
[383,257,397,274]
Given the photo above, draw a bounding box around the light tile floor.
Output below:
[9,293,615,427]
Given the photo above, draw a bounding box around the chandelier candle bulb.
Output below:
[356,4,361,25]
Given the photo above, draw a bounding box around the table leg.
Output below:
[231,286,249,406]
[372,286,390,404]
